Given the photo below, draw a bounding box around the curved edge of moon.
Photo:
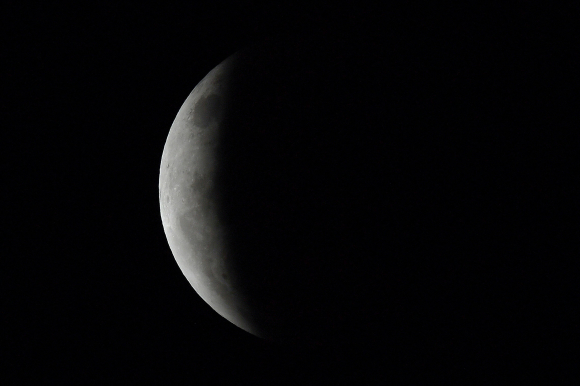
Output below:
[159,53,262,338]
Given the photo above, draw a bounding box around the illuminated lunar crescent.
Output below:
[158,54,261,337]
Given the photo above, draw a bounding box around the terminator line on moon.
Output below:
[158,54,259,336]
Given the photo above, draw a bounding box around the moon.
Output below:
[159,36,426,345]
[158,53,262,337]
[158,37,393,346]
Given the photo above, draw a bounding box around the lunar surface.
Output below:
[159,54,260,336]
[158,38,396,345]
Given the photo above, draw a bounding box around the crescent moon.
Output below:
[159,54,260,337]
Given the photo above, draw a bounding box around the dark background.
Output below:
[3,2,576,384]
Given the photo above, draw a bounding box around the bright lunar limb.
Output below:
[159,54,260,337]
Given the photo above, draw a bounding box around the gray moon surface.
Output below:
[158,41,397,345]
[158,54,260,336]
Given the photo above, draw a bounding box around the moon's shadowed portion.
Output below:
[212,36,410,346]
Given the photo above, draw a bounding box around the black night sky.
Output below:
[4,3,576,384]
